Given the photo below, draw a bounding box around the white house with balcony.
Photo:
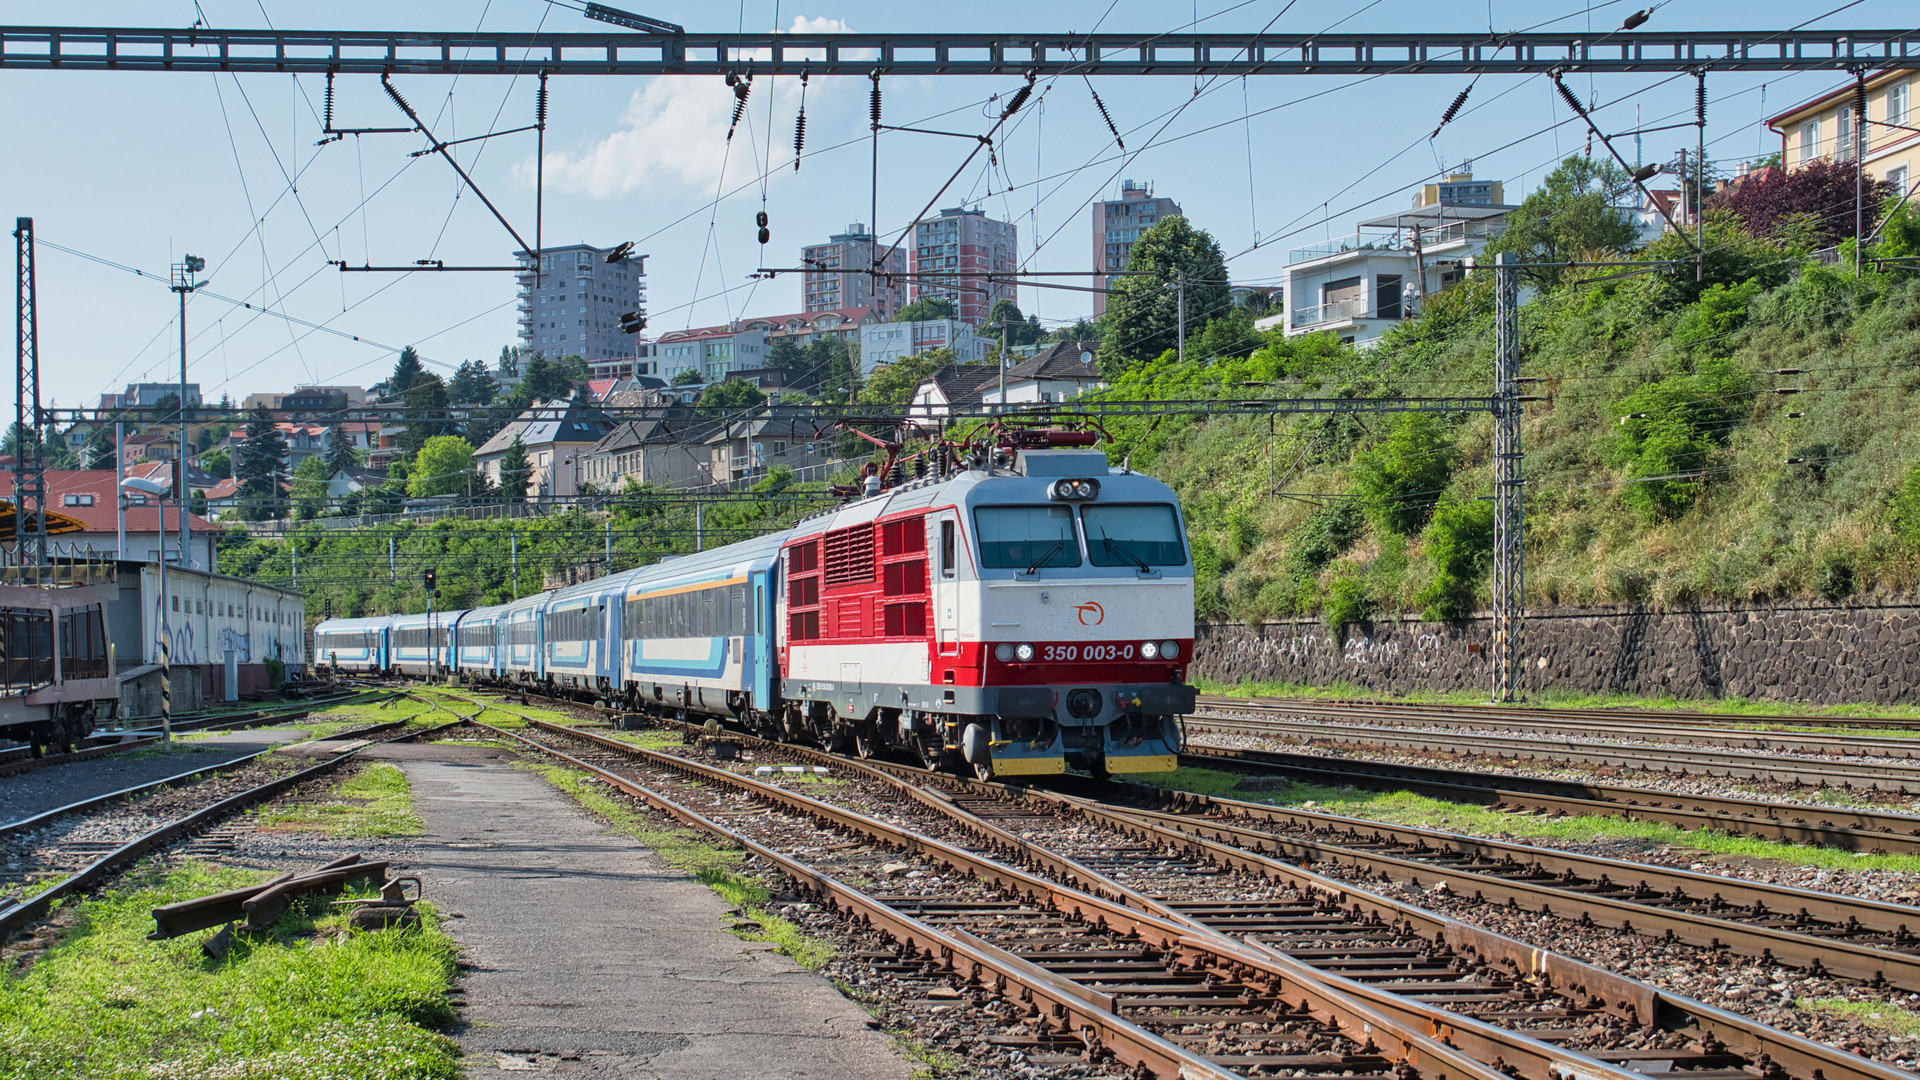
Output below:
[1286,174,1516,349]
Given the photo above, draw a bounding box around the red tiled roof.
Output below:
[658,305,877,342]
[0,470,217,534]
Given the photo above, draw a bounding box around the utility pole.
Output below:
[13,218,46,567]
[1490,252,1525,703]
[291,547,298,589]
[388,534,396,584]
[115,419,125,558]
[511,530,519,594]
[1853,70,1868,274]
[169,254,205,570]
[998,312,1011,412]
[1175,270,1187,364]
[1694,72,1707,280]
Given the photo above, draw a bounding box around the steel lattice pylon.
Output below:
[1490,252,1524,702]
[12,218,46,567]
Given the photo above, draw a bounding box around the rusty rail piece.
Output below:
[1108,792,1920,988]
[1186,714,1920,793]
[461,694,1917,1080]
[0,717,466,940]
[476,714,1546,1080]
[1197,695,1920,734]
[149,854,390,938]
[1184,743,1920,855]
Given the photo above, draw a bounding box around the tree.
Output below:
[290,455,331,519]
[697,379,768,416]
[556,354,592,386]
[497,345,524,378]
[858,348,957,407]
[512,355,576,406]
[389,346,425,396]
[984,299,1046,347]
[398,373,454,459]
[1099,215,1230,372]
[1708,158,1897,248]
[1045,317,1102,344]
[81,425,117,470]
[497,436,533,503]
[766,335,805,369]
[671,367,705,386]
[407,435,477,498]
[322,422,362,477]
[234,407,289,520]
[1486,156,1641,288]
[447,359,497,405]
[807,335,860,403]
[1351,413,1455,535]
[200,447,232,479]
[892,296,955,323]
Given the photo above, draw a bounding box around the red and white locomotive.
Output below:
[777,429,1194,777]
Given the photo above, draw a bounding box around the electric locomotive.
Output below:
[312,430,1197,778]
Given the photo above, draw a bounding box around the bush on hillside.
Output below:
[1351,413,1455,535]
[1416,498,1495,621]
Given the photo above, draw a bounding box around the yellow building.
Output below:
[1766,70,1917,196]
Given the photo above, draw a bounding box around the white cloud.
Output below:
[520,19,853,201]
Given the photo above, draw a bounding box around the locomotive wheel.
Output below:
[971,760,993,781]
[853,728,880,759]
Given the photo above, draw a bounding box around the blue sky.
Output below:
[0,1,1904,414]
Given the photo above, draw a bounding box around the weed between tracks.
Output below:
[1800,997,1920,1038]
[255,763,424,838]
[1137,767,1920,872]
[0,862,459,1080]
[1196,678,1920,727]
[524,761,837,970]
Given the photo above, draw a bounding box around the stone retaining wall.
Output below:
[1192,603,1920,705]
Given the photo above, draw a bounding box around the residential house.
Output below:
[908,364,1004,418]
[702,414,834,484]
[2,468,219,569]
[582,418,717,491]
[1285,173,1515,349]
[858,319,992,374]
[1768,69,1918,197]
[240,385,369,412]
[1092,181,1181,316]
[325,468,391,500]
[979,341,1105,407]
[655,307,879,383]
[223,420,384,472]
[200,477,241,518]
[910,207,1017,326]
[472,399,613,498]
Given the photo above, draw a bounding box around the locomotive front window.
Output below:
[1082,503,1186,567]
[974,506,1081,570]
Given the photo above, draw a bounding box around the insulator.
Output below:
[536,76,550,127]
[1089,85,1123,149]
[725,72,739,87]
[758,226,770,245]
[383,78,414,115]
[728,80,750,137]
[323,70,336,130]
[756,210,769,228]
[1554,78,1584,116]
[1853,78,1868,121]
[1431,84,1472,138]
[870,72,882,129]
[1698,77,1710,126]
[1002,80,1034,119]
[792,109,807,169]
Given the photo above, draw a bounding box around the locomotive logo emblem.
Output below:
[1074,601,1105,626]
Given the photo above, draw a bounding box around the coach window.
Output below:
[939,521,956,578]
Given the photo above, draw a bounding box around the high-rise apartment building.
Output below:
[802,224,906,317]
[1091,180,1181,316]
[516,243,648,362]
[909,207,1017,328]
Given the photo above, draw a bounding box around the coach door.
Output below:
[932,514,961,656]
[749,569,773,707]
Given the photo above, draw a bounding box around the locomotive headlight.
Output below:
[1139,641,1159,660]
[1049,478,1101,500]
[994,643,1015,662]
[1160,640,1181,660]
[1014,642,1035,662]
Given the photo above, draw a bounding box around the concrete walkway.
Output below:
[366,743,909,1078]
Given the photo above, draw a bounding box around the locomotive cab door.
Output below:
[932,515,962,656]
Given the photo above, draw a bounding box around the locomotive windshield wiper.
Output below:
[1025,539,1064,576]
[1098,530,1150,572]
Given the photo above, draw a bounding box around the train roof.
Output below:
[614,530,790,597]
[313,615,393,632]
[455,601,516,622]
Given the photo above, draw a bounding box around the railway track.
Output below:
[1187,713,1920,793]
[0,691,390,779]
[0,695,465,940]
[1182,743,1920,855]
[1197,696,1920,734]
[439,689,1914,1080]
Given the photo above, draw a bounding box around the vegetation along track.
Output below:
[0,694,468,940]
[1196,697,1920,736]
[1182,743,1920,855]
[444,689,1910,1080]
[1187,712,1920,794]
[0,690,387,778]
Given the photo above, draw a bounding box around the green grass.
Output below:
[1798,998,1920,1037]
[0,861,459,1080]
[256,764,424,838]
[525,761,836,970]
[1135,768,1920,872]
[603,729,693,752]
[1194,678,1920,725]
